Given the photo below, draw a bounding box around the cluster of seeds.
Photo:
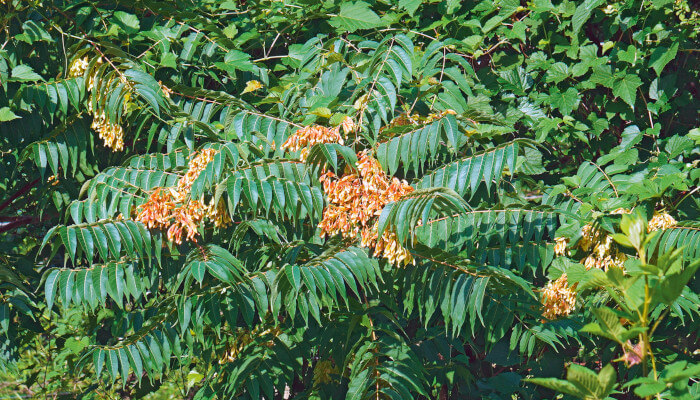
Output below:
[579,223,628,271]
[281,123,345,161]
[647,211,677,232]
[135,149,231,244]
[219,325,281,364]
[319,151,414,266]
[379,109,457,134]
[68,56,89,77]
[90,112,125,151]
[553,237,570,257]
[543,209,678,319]
[540,274,577,320]
[74,55,130,152]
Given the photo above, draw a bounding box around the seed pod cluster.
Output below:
[281,124,344,161]
[319,150,414,266]
[647,211,676,232]
[68,56,89,78]
[540,273,577,319]
[78,56,130,152]
[135,149,231,244]
[219,325,281,364]
[90,112,125,151]
[543,209,677,319]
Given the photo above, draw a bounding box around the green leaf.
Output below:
[399,0,421,15]
[649,42,679,76]
[11,65,42,82]
[0,107,19,122]
[571,0,604,36]
[526,377,585,397]
[329,2,383,33]
[113,11,140,34]
[44,269,60,310]
[613,74,642,109]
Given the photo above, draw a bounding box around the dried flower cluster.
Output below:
[281,124,345,161]
[647,211,676,232]
[135,149,231,244]
[541,274,577,319]
[319,151,414,266]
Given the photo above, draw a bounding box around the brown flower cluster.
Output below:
[281,124,345,161]
[541,274,577,319]
[135,149,231,244]
[319,151,414,266]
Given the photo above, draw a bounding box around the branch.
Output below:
[0,178,40,213]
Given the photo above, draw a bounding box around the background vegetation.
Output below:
[0,0,698,398]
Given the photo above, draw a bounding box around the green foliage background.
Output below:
[0,0,698,398]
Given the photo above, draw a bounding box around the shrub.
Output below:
[0,1,698,398]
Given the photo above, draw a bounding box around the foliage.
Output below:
[0,0,698,399]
